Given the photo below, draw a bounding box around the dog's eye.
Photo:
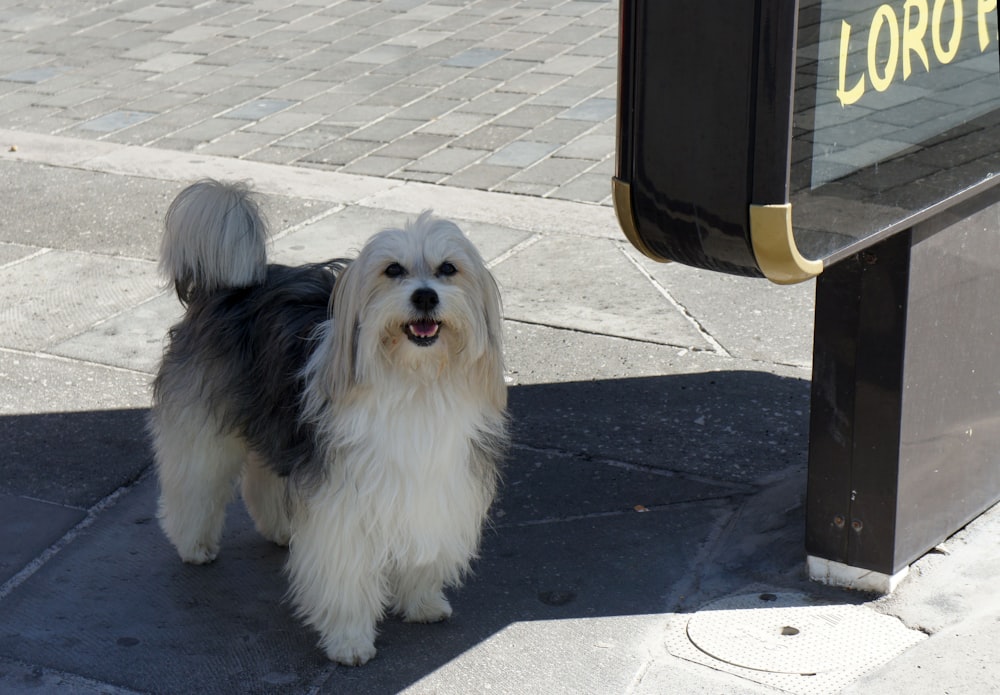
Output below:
[384,262,407,278]
[437,261,457,277]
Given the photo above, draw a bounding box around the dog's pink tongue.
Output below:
[409,320,439,337]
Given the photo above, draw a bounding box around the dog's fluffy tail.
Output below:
[161,179,268,304]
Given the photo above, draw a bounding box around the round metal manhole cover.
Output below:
[685,592,853,675]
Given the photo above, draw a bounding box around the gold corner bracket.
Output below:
[612,177,664,262]
[749,203,823,285]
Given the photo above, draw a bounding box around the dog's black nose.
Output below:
[411,287,439,312]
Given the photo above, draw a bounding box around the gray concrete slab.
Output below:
[0,494,85,586]
[630,250,817,368]
[0,350,151,508]
[493,235,714,350]
[504,323,811,484]
[0,477,329,695]
[0,446,726,695]
[48,292,178,375]
[0,160,344,261]
[0,251,160,351]
[0,161,175,260]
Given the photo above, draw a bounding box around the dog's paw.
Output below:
[402,594,453,624]
[324,639,377,667]
[178,543,219,565]
[257,527,291,547]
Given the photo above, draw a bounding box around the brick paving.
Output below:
[0,0,618,204]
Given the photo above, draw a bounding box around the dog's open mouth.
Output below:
[405,319,441,346]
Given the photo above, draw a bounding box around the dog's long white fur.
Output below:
[150,180,507,665]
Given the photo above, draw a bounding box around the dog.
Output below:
[149,179,508,665]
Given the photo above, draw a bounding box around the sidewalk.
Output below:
[0,2,998,694]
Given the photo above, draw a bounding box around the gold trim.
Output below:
[749,203,823,284]
[612,177,666,262]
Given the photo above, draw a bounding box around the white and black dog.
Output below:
[149,180,508,665]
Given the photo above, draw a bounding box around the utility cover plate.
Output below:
[666,591,926,695]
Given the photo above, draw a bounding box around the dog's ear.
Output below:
[475,266,507,413]
[328,260,362,404]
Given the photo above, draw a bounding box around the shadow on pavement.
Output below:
[0,370,812,694]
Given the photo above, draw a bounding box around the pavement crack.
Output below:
[616,243,732,356]
[486,232,543,269]
[510,442,758,493]
[0,467,153,602]
[503,317,718,352]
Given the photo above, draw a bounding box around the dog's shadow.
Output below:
[0,370,812,694]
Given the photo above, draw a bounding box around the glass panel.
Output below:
[791,0,1000,262]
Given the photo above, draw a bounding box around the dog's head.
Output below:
[327,212,505,407]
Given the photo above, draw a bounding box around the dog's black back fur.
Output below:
[153,259,349,476]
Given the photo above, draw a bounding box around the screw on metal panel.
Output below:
[851,519,864,532]
[833,515,846,529]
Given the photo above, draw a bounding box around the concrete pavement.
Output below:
[0,1,999,694]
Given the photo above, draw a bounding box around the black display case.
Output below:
[616,0,1000,589]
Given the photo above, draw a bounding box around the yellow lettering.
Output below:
[869,5,901,92]
[932,0,964,64]
[979,0,997,50]
[903,0,931,78]
[836,0,993,106]
[837,20,866,106]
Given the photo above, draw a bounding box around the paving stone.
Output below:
[405,146,486,174]
[440,163,520,190]
[558,96,616,122]
[341,154,409,177]
[453,123,528,150]
[0,0,625,219]
[492,179,553,196]
[243,144,308,164]
[357,84,430,107]
[0,66,69,84]
[349,117,424,143]
[323,104,394,127]
[392,96,463,121]
[550,170,614,204]
[396,169,446,184]
[134,52,202,73]
[536,53,603,77]
[524,115,595,142]
[432,76,503,101]
[374,131,451,158]
[507,154,591,186]
[223,98,298,121]
[416,110,492,136]
[345,43,416,65]
[489,100,561,128]
[244,110,325,136]
[443,47,509,68]
[555,132,614,160]
[198,131,277,157]
[78,110,156,133]
[277,123,354,149]
[169,116,251,142]
[486,140,559,167]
